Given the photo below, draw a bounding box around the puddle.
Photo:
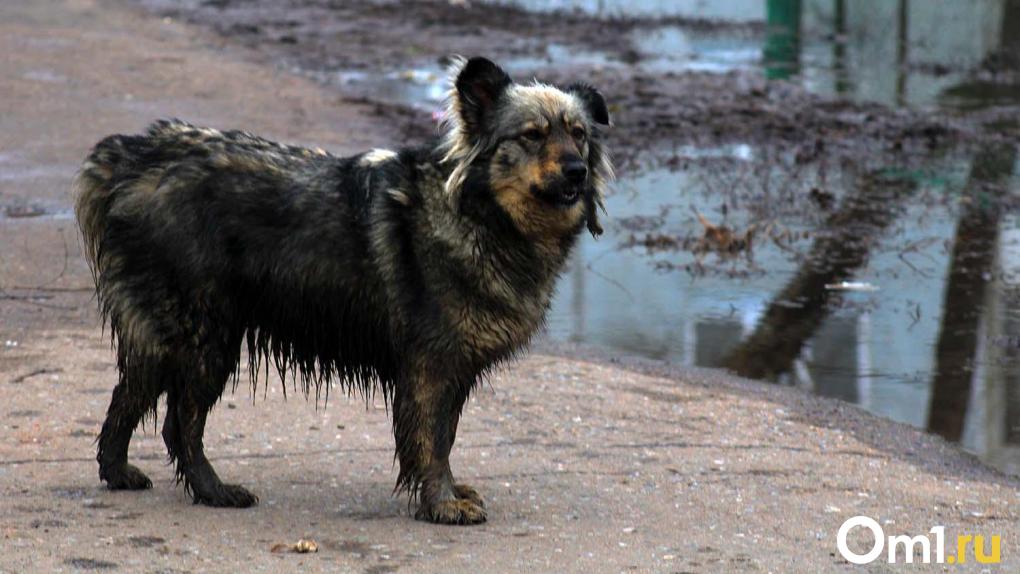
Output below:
[794,2,1020,110]
[630,27,760,73]
[0,201,73,221]
[322,49,614,110]
[323,36,759,109]
[0,153,77,220]
[499,0,1020,110]
[326,0,1020,114]
[325,68,448,110]
[546,145,1020,476]
[494,0,766,21]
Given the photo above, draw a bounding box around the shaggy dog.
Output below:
[75,56,612,524]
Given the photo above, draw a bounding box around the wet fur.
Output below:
[75,57,612,524]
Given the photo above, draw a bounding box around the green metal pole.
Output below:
[764,0,803,80]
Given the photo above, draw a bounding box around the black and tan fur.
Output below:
[74,57,612,524]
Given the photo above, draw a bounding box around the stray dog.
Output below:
[75,56,612,524]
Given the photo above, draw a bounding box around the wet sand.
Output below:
[1,1,1018,572]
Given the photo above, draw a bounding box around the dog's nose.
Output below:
[563,160,588,184]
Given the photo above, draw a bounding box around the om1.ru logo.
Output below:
[837,516,1001,565]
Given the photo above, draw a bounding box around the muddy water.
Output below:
[539,1,1020,474]
[0,153,77,221]
[547,145,1020,475]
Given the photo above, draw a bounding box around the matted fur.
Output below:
[75,57,613,524]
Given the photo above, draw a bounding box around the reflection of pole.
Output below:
[833,0,849,95]
[1007,300,1020,446]
[1004,0,1020,52]
[927,143,1016,442]
[570,250,585,342]
[764,0,802,79]
[722,172,916,380]
[895,0,909,106]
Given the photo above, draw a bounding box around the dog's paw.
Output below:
[415,498,487,525]
[194,484,259,508]
[454,483,485,508]
[101,463,153,491]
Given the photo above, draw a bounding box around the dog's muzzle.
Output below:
[558,159,587,204]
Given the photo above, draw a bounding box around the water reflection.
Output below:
[803,0,1018,109]
[330,1,1020,118]
[499,0,1020,110]
[547,146,1018,475]
[928,142,1016,442]
[721,170,916,380]
[495,0,765,21]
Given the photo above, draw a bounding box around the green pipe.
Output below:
[764,0,802,80]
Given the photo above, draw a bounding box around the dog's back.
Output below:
[77,119,383,355]
[75,120,397,506]
[77,119,338,276]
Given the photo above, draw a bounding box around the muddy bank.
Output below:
[142,0,762,70]
[136,0,1018,170]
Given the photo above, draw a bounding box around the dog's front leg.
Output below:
[392,366,485,525]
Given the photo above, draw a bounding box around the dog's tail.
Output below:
[74,130,155,281]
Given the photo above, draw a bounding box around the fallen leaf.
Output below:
[271,539,318,554]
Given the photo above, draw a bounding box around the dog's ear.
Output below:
[455,57,513,134]
[568,83,610,126]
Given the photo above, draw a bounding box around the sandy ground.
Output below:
[1,1,1019,573]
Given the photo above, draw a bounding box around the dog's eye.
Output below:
[571,127,586,140]
[520,128,544,142]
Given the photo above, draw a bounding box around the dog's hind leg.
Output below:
[393,368,485,525]
[97,352,162,491]
[162,331,256,508]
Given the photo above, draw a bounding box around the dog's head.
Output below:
[439,57,613,239]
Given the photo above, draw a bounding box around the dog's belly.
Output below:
[242,275,396,381]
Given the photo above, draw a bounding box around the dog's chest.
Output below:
[450,292,549,359]
[463,263,564,360]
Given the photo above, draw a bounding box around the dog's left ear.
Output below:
[568,83,610,126]
[456,57,513,135]
[569,83,611,238]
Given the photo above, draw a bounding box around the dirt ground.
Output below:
[2,1,1019,573]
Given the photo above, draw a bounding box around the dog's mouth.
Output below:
[560,187,580,204]
[532,184,583,208]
